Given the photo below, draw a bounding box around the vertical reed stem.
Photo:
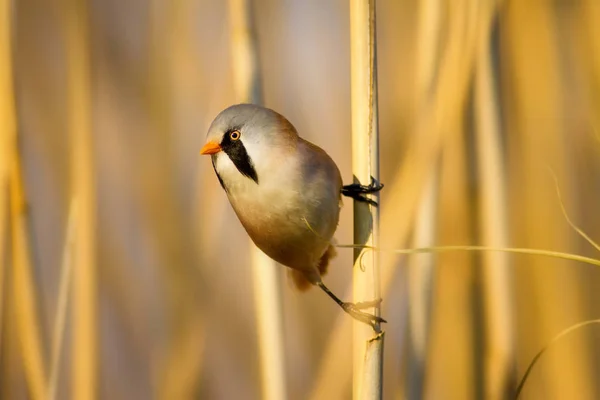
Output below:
[312,2,481,396]
[406,0,443,396]
[10,150,48,400]
[406,173,438,398]
[0,0,14,362]
[349,0,383,398]
[64,0,97,397]
[229,0,263,104]
[474,3,514,397]
[3,2,48,397]
[228,1,286,399]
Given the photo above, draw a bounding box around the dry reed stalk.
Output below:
[0,281,24,399]
[228,1,287,399]
[415,0,442,104]
[148,1,205,397]
[47,200,78,400]
[349,0,383,398]
[582,0,600,133]
[311,1,484,397]
[0,0,14,363]
[63,0,97,397]
[427,102,475,400]
[0,188,5,379]
[405,0,443,396]
[434,1,483,397]
[474,1,514,397]
[583,0,600,83]
[406,172,438,398]
[4,1,48,395]
[229,0,262,104]
[10,154,48,400]
[504,1,593,397]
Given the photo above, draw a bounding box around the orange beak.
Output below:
[200,141,222,155]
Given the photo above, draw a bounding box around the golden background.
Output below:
[1,0,600,399]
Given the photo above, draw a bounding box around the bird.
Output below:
[200,103,385,328]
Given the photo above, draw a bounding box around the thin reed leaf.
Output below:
[515,319,600,399]
[548,169,600,253]
[357,245,600,269]
[334,244,600,270]
[47,200,78,400]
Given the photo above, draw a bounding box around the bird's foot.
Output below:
[342,299,387,330]
[341,177,384,206]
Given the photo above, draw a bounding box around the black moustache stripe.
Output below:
[221,130,259,184]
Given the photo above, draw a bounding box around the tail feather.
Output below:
[289,244,337,292]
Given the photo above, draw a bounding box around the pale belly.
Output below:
[212,138,343,272]
[228,186,339,272]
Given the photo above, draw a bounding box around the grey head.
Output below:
[202,104,300,190]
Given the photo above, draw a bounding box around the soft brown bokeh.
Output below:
[1,0,600,399]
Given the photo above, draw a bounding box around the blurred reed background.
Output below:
[1,0,600,399]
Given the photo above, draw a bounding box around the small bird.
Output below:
[200,104,385,328]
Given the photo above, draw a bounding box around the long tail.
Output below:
[289,244,337,291]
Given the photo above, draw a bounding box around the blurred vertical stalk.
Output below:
[406,0,442,397]
[47,200,78,400]
[10,131,48,400]
[63,0,97,397]
[229,0,262,104]
[505,1,592,397]
[415,0,441,101]
[583,0,600,80]
[406,175,438,398]
[349,0,383,399]
[3,0,48,398]
[143,0,210,396]
[474,2,514,398]
[583,0,600,132]
[146,1,205,397]
[0,0,14,357]
[228,1,287,400]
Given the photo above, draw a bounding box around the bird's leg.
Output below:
[317,281,386,330]
[341,177,384,206]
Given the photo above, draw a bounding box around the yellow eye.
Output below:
[230,130,241,141]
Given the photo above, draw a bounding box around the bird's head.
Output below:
[200,104,298,187]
